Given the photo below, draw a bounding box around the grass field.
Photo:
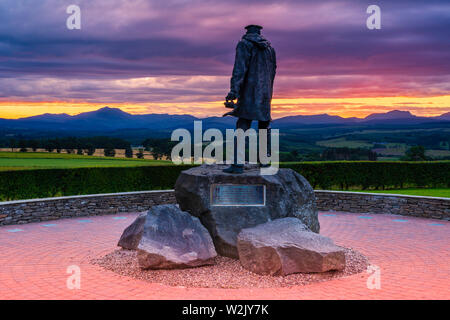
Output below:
[353,188,450,198]
[0,152,171,171]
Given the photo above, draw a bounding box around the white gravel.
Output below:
[91,247,369,289]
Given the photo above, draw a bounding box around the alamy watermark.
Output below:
[66,265,81,289]
[366,265,381,290]
[66,5,81,30]
[366,5,381,30]
[171,121,279,175]
[65,4,381,31]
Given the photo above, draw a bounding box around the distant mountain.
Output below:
[435,112,450,121]
[364,110,416,121]
[360,109,450,124]
[0,107,448,133]
[22,113,71,122]
[0,107,198,131]
[274,114,358,126]
[73,107,132,120]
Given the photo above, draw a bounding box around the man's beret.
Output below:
[245,25,263,31]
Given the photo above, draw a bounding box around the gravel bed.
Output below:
[91,247,369,288]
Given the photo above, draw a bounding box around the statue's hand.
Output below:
[225,92,236,101]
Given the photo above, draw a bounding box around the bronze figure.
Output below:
[223,25,277,173]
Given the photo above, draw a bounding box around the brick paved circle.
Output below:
[0,212,448,299]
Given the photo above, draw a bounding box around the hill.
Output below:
[1,107,449,159]
[0,107,449,133]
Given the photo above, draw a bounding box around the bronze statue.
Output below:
[223,25,277,173]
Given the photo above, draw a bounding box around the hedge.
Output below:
[0,165,195,201]
[280,161,450,190]
[0,161,449,201]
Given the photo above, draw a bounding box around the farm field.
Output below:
[316,137,374,148]
[0,148,160,159]
[0,152,171,171]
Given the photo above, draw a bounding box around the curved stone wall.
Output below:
[0,191,175,226]
[315,190,449,220]
[0,190,448,226]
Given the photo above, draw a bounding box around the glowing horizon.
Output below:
[1,94,449,120]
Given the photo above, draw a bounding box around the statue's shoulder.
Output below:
[237,38,253,49]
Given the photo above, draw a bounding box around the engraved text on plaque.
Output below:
[211,184,265,206]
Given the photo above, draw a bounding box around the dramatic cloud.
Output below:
[0,0,449,117]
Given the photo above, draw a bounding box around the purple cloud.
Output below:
[0,0,449,108]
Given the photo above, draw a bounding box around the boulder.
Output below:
[136,204,217,269]
[117,213,146,250]
[175,164,319,258]
[237,218,345,275]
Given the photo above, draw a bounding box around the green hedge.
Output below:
[0,165,195,201]
[281,161,450,190]
[1,162,449,201]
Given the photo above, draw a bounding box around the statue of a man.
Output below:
[223,25,277,174]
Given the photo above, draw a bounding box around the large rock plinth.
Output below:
[175,164,319,258]
[118,204,217,269]
[237,218,345,275]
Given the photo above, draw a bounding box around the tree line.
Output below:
[5,137,133,158]
[3,136,175,159]
[3,136,437,162]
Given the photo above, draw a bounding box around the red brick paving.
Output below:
[0,212,449,300]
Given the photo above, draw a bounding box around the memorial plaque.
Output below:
[211,184,265,206]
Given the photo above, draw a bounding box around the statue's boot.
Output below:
[222,164,244,174]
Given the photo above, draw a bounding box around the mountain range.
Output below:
[1,107,449,132]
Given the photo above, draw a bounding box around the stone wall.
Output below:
[0,191,176,226]
[315,191,449,220]
[0,190,448,226]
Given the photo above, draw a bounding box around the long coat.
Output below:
[229,33,277,122]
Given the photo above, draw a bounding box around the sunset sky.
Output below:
[0,0,449,119]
